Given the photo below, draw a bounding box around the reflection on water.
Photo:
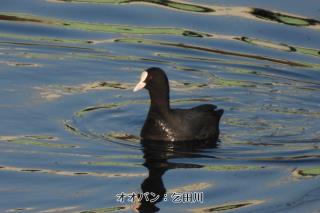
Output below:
[1,0,320,212]
[114,37,315,67]
[138,139,217,212]
[251,8,320,27]
[48,0,320,28]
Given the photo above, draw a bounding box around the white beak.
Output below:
[133,71,148,92]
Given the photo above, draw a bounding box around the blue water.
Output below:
[0,0,320,212]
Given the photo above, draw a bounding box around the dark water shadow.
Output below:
[136,139,218,212]
[251,8,320,27]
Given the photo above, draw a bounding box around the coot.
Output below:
[133,67,223,142]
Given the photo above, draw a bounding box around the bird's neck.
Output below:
[148,89,170,113]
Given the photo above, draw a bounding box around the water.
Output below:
[0,0,320,212]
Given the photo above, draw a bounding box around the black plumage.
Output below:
[134,67,223,142]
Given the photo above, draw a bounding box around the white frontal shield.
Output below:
[133,71,148,92]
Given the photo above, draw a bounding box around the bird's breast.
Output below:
[141,118,176,141]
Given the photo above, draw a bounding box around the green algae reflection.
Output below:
[293,167,320,178]
[251,8,320,27]
[82,161,139,167]
[240,37,320,58]
[0,135,77,148]
[48,1,320,29]
[115,37,314,68]
[0,12,209,37]
[80,206,127,213]
[104,132,140,143]
[37,79,216,101]
[203,165,264,171]
[168,182,212,193]
[0,32,89,45]
[50,0,214,13]
[35,81,133,101]
[191,200,264,212]
[0,165,145,178]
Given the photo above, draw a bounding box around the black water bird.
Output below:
[133,67,223,142]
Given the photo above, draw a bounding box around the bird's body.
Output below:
[134,67,223,142]
[141,105,223,142]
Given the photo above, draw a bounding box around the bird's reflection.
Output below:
[136,139,218,213]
